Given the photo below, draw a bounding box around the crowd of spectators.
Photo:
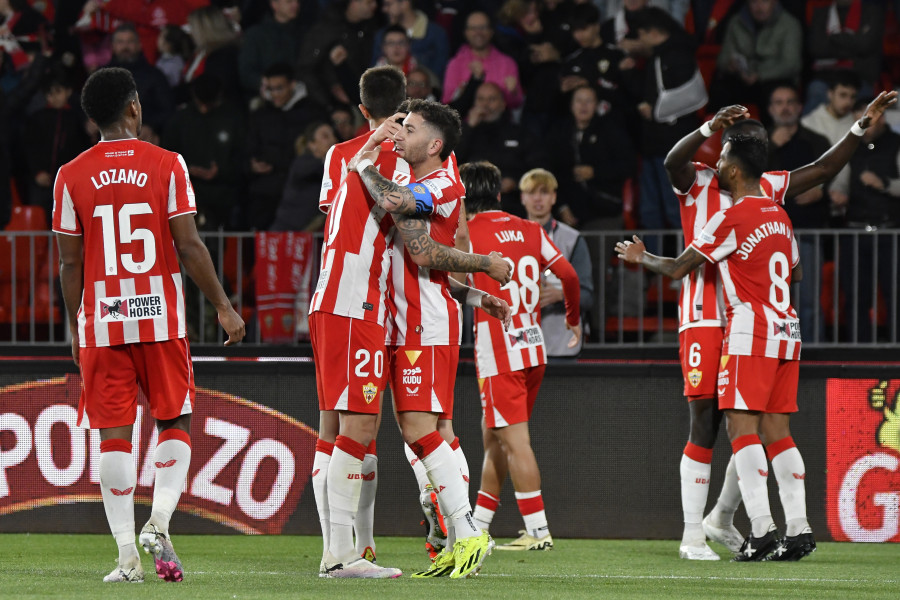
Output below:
[1,0,899,340]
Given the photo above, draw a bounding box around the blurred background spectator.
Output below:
[239,0,311,100]
[298,0,378,108]
[442,10,523,111]
[455,80,544,216]
[372,0,449,80]
[545,84,636,230]
[709,0,802,114]
[270,120,337,232]
[805,0,883,115]
[163,73,245,231]
[245,63,327,231]
[519,167,593,360]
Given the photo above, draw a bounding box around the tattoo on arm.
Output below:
[396,215,491,272]
[641,247,707,279]
[359,166,417,215]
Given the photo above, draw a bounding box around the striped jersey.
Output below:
[51,139,196,348]
[319,131,381,213]
[467,211,581,377]
[309,139,412,325]
[675,163,790,331]
[385,166,466,346]
[691,196,801,360]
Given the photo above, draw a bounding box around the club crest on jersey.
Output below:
[98,294,164,322]
[362,382,378,404]
[688,368,702,388]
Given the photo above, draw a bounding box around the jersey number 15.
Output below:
[93,203,157,276]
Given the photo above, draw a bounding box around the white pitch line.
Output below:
[481,573,900,584]
[191,571,899,584]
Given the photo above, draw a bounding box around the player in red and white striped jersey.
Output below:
[462,161,581,552]
[351,100,511,578]
[618,135,815,561]
[312,77,510,578]
[661,93,897,560]
[54,67,244,583]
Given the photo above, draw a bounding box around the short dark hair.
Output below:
[632,7,677,35]
[112,23,139,40]
[263,62,294,81]
[189,73,224,106]
[405,98,461,160]
[726,134,767,180]
[569,3,600,27]
[382,24,409,41]
[81,67,137,129]
[722,118,766,144]
[459,161,502,214]
[359,66,407,119]
[828,69,861,91]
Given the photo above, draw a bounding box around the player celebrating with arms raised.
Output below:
[54,67,245,583]
[461,161,582,552]
[617,135,813,561]
[662,91,897,559]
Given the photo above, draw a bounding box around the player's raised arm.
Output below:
[785,90,898,197]
[394,214,511,284]
[616,235,707,280]
[664,105,749,193]
[169,214,245,346]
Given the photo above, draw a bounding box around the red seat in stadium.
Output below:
[0,205,55,324]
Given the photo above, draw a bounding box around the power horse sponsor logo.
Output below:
[826,379,900,542]
[0,376,317,534]
[98,294,163,322]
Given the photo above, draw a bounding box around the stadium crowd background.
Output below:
[1,0,899,343]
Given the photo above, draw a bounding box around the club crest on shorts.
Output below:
[362,382,377,404]
[405,350,422,365]
[688,368,702,388]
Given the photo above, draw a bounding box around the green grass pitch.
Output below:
[2,534,898,599]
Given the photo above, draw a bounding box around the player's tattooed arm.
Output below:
[396,214,511,284]
[358,165,418,215]
[615,235,707,280]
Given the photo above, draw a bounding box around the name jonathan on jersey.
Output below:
[735,221,792,261]
[90,168,149,190]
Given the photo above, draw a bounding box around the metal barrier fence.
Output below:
[2,228,898,347]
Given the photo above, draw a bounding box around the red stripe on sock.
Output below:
[517,494,545,516]
[450,437,461,451]
[410,431,444,459]
[476,491,500,511]
[335,436,368,461]
[765,436,796,461]
[366,440,376,455]
[315,439,334,455]
[100,439,132,454]
[159,428,191,447]
[731,434,762,454]
[683,441,713,464]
